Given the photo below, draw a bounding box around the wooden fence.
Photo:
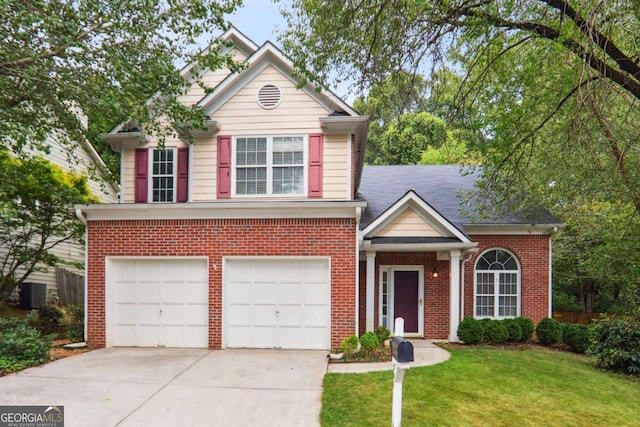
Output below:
[553,311,603,325]
[56,267,84,306]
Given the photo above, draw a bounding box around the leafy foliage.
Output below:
[536,318,563,346]
[589,312,640,375]
[484,320,509,344]
[514,317,535,342]
[375,326,390,344]
[0,317,52,373]
[1,0,243,172]
[502,318,523,342]
[64,304,85,343]
[0,149,97,302]
[340,335,359,354]
[35,306,63,336]
[359,332,379,351]
[562,324,592,354]
[457,317,484,345]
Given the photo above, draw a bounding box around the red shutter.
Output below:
[177,147,189,203]
[308,133,323,197]
[217,135,232,199]
[134,148,148,203]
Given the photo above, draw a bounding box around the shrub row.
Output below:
[457,317,535,345]
[26,304,85,342]
[535,317,592,353]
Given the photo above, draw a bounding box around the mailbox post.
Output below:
[391,318,414,427]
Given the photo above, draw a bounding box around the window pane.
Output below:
[151,149,174,202]
[236,167,267,195]
[273,166,303,194]
[236,137,266,166]
[273,136,304,166]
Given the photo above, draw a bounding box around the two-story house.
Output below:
[77,27,561,350]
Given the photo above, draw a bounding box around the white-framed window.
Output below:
[150,148,176,202]
[381,270,389,328]
[233,136,306,196]
[474,249,520,318]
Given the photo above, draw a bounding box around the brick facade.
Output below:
[357,234,551,339]
[86,218,356,350]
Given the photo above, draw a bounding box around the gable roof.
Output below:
[358,165,561,232]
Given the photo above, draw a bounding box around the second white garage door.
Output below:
[225,258,331,350]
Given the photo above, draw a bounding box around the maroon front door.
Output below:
[394,271,419,334]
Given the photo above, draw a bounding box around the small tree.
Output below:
[0,149,96,303]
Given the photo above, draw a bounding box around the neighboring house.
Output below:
[2,130,118,304]
[78,27,561,350]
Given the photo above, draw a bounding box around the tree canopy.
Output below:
[281,0,640,312]
[1,0,242,169]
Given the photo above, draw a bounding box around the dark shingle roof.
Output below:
[357,165,561,230]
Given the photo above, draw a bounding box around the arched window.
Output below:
[474,249,520,318]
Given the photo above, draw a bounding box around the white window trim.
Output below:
[473,248,521,319]
[148,147,177,203]
[231,135,308,198]
[378,265,424,337]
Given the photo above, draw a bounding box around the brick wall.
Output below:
[357,234,551,340]
[87,218,356,350]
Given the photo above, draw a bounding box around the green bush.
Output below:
[341,335,359,353]
[64,304,84,343]
[457,317,485,344]
[485,320,509,344]
[360,332,379,350]
[375,326,391,345]
[36,305,63,335]
[514,317,535,342]
[589,312,640,375]
[563,324,592,353]
[536,318,563,346]
[502,319,522,342]
[0,318,52,373]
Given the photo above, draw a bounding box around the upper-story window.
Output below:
[151,148,175,202]
[234,136,305,196]
[474,249,520,318]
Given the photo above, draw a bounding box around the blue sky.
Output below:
[226,0,286,46]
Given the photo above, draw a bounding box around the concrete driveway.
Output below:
[0,348,328,427]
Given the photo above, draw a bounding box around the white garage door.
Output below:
[225,258,331,350]
[110,258,208,348]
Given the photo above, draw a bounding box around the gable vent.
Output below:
[257,84,282,109]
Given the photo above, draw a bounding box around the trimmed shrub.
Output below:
[360,332,379,350]
[563,324,591,353]
[457,317,485,345]
[375,326,391,345]
[0,318,52,373]
[502,319,522,342]
[36,305,63,335]
[485,320,509,344]
[589,312,640,375]
[536,318,563,346]
[64,304,84,343]
[341,335,359,353]
[514,317,535,342]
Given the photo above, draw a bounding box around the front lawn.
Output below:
[322,346,640,426]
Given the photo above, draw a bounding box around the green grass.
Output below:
[321,346,640,426]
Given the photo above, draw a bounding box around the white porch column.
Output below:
[366,251,376,332]
[449,249,461,341]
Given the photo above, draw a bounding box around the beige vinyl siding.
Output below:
[192,139,217,201]
[178,49,248,106]
[323,134,350,199]
[213,65,329,133]
[378,208,443,237]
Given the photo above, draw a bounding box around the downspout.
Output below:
[75,209,88,343]
[460,251,476,322]
[354,206,362,336]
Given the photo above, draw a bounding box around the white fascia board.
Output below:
[320,116,369,134]
[197,42,359,117]
[463,223,564,235]
[362,242,478,252]
[75,200,367,221]
[362,191,472,243]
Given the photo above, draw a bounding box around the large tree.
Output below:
[0,148,96,303]
[281,0,640,214]
[1,0,242,168]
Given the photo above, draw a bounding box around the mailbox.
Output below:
[391,337,414,363]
